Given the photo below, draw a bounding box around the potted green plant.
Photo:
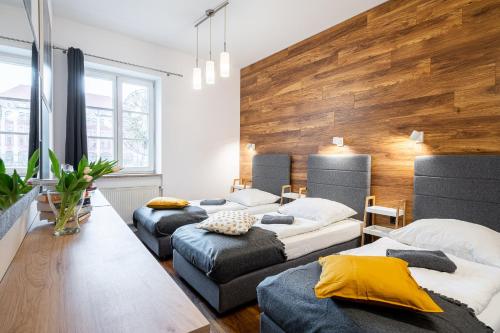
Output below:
[0,149,40,211]
[48,150,118,236]
[0,149,40,240]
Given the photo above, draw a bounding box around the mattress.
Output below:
[254,213,362,260]
[280,219,362,260]
[189,200,279,215]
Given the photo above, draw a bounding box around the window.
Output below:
[0,53,31,170]
[84,70,155,172]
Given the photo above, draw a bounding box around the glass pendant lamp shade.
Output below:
[206,60,215,84]
[220,51,230,78]
[193,67,202,90]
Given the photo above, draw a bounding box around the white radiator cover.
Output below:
[100,186,160,224]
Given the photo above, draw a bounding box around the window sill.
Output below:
[102,173,162,179]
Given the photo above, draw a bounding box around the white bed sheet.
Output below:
[478,290,500,332]
[190,200,245,214]
[189,201,279,215]
[253,213,362,260]
[342,237,500,331]
[281,219,362,260]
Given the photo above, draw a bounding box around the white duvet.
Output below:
[342,237,500,318]
[189,200,279,215]
[253,212,331,239]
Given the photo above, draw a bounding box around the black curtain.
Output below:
[65,47,88,166]
[28,43,39,158]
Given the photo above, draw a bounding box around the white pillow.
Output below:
[196,211,256,235]
[278,197,356,224]
[390,219,500,268]
[227,188,280,207]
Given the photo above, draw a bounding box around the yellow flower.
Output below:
[112,166,122,173]
[83,167,92,175]
[83,175,93,182]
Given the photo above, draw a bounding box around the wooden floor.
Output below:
[160,259,261,333]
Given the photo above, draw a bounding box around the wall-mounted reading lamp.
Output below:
[332,137,344,147]
[409,130,424,143]
[246,143,256,151]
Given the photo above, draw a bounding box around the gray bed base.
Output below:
[135,222,172,259]
[261,154,500,332]
[134,154,291,259]
[173,154,371,313]
[173,237,360,314]
[260,313,285,333]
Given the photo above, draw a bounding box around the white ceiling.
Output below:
[51,0,385,68]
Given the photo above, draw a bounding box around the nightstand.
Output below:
[362,196,406,245]
[280,185,306,205]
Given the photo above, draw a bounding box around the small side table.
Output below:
[362,196,406,245]
[280,185,307,205]
[230,178,252,192]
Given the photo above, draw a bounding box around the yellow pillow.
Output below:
[314,255,443,313]
[146,197,189,209]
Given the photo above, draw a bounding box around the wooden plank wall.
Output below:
[240,0,500,220]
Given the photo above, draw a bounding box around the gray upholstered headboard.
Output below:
[307,154,371,220]
[252,154,291,196]
[414,155,500,232]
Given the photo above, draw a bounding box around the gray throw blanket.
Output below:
[200,199,227,205]
[261,215,294,225]
[172,224,286,283]
[133,206,208,236]
[257,262,492,333]
[387,249,457,273]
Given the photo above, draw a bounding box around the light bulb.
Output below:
[193,67,202,90]
[206,60,215,85]
[220,52,230,78]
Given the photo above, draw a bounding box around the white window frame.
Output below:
[0,51,32,175]
[85,69,156,173]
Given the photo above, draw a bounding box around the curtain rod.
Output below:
[0,34,183,78]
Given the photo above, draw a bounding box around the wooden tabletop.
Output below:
[0,194,209,333]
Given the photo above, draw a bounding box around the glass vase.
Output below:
[48,190,85,236]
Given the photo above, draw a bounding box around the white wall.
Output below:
[50,17,240,200]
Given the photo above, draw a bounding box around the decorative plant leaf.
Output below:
[0,159,5,174]
[24,148,40,181]
[77,155,88,178]
[49,149,61,178]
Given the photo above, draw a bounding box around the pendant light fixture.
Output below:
[220,6,230,78]
[193,1,229,90]
[205,13,215,85]
[193,26,202,90]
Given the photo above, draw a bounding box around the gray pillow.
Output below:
[386,249,457,273]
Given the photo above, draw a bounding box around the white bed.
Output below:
[342,237,500,331]
[189,200,280,215]
[254,212,363,260]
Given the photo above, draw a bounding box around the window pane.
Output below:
[123,111,148,140]
[86,108,113,138]
[0,134,29,168]
[0,60,31,169]
[122,82,149,113]
[87,137,114,162]
[123,139,149,168]
[85,76,113,109]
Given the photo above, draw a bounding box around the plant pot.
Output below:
[0,187,39,240]
[48,190,85,236]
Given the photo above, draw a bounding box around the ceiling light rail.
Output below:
[194,1,229,28]
[192,1,231,89]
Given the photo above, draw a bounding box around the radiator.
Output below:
[100,186,161,224]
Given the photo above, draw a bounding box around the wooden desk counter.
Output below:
[0,199,209,333]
